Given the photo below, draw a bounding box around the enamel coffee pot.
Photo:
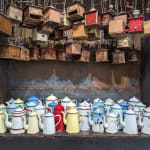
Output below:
[6,98,15,105]
[66,101,77,112]
[48,102,58,114]
[93,98,104,104]
[134,107,143,129]
[0,111,6,133]
[24,111,40,134]
[93,101,105,114]
[136,102,146,111]
[5,108,25,134]
[104,112,119,134]
[0,104,6,113]
[26,102,37,119]
[35,102,45,117]
[121,109,138,135]
[46,94,58,107]
[88,108,104,133]
[111,103,123,129]
[139,112,150,135]
[14,98,24,107]
[54,103,65,132]
[128,96,141,107]
[78,101,91,131]
[38,108,61,135]
[27,96,40,105]
[6,103,18,120]
[118,101,129,118]
[61,96,72,111]
[104,99,114,115]
[62,108,80,134]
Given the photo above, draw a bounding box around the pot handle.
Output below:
[55,115,61,127]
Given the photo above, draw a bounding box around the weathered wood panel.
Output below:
[0,60,7,102]
[7,60,140,100]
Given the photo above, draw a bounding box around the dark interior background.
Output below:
[0,0,149,104]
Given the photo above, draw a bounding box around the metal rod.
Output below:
[7,87,140,91]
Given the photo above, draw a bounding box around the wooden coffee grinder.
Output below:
[96,39,109,62]
[85,0,102,40]
[7,0,23,23]
[43,0,61,27]
[57,0,72,30]
[67,0,85,22]
[22,0,43,28]
[128,0,144,33]
[85,0,101,27]
[0,13,12,36]
[101,0,113,27]
[109,0,126,36]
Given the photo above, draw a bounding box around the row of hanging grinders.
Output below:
[0,0,146,63]
[0,95,150,135]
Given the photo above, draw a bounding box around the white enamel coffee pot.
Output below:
[121,109,138,135]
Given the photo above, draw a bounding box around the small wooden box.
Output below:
[57,51,67,61]
[113,14,127,26]
[64,29,73,39]
[112,50,125,64]
[96,49,109,62]
[0,45,20,59]
[43,6,61,27]
[37,24,54,34]
[12,23,22,45]
[66,42,81,55]
[117,34,133,48]
[32,28,48,42]
[128,16,144,33]
[73,23,88,39]
[40,48,56,60]
[23,6,43,27]
[85,9,101,27]
[144,21,150,35]
[49,30,64,40]
[0,13,12,36]
[19,47,30,61]
[30,48,40,60]
[109,19,126,36]
[21,28,33,44]
[88,28,101,40]
[133,34,142,51]
[7,5,23,22]
[67,2,85,21]
[80,50,90,62]
[57,12,72,30]
[102,12,113,26]
[127,51,139,62]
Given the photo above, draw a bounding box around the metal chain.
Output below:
[104,0,106,12]
[134,0,137,9]
[120,0,123,12]
[101,0,104,13]
[115,0,119,14]
[91,0,94,9]
[142,0,144,15]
